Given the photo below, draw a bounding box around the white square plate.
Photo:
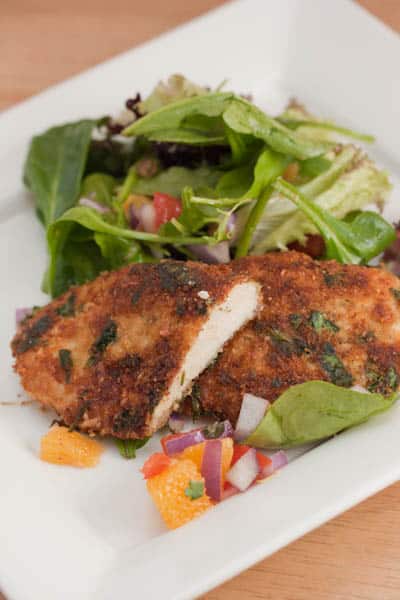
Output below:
[1,1,400,599]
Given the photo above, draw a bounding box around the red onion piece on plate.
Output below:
[163,420,233,455]
[234,393,270,441]
[128,202,157,233]
[15,307,33,326]
[187,241,230,264]
[163,429,205,455]
[201,439,223,501]
[78,197,110,214]
[259,450,288,479]
[226,447,259,492]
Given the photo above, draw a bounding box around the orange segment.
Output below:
[146,458,212,529]
[179,437,233,480]
[40,425,103,467]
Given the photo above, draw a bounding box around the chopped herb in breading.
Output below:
[58,349,73,383]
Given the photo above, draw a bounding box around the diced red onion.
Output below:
[164,429,205,455]
[234,393,270,441]
[187,241,230,264]
[259,450,288,479]
[128,202,157,233]
[168,413,185,434]
[226,447,259,492]
[128,205,140,229]
[163,420,233,455]
[78,197,110,214]
[15,307,33,326]
[270,450,288,470]
[201,439,223,501]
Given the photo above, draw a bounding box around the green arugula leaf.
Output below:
[24,120,96,227]
[246,381,397,449]
[184,480,205,500]
[115,438,149,459]
[273,179,395,263]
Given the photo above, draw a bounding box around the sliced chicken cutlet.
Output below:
[12,260,260,438]
[189,252,400,425]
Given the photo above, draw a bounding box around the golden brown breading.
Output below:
[189,252,400,424]
[12,260,259,438]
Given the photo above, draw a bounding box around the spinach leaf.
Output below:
[24,120,96,226]
[124,93,330,160]
[130,166,221,198]
[222,98,331,160]
[215,164,254,198]
[274,179,395,263]
[246,381,397,449]
[124,93,234,136]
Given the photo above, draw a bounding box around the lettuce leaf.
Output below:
[250,148,391,254]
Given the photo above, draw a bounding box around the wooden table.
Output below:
[1,1,400,599]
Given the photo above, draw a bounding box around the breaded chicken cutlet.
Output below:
[188,252,400,424]
[12,260,260,438]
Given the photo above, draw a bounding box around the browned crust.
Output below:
[12,260,249,438]
[189,252,400,424]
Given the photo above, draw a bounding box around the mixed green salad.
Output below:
[24,74,395,299]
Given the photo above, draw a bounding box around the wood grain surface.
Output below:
[1,2,400,599]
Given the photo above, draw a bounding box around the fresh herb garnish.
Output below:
[184,480,205,500]
[87,319,118,366]
[115,437,149,459]
[366,363,398,394]
[58,349,73,383]
[56,293,76,317]
[309,311,339,333]
[320,343,353,387]
[202,422,225,439]
[289,314,303,329]
[14,314,53,354]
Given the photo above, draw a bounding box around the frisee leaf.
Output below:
[273,179,395,264]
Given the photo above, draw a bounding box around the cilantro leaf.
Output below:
[184,480,205,500]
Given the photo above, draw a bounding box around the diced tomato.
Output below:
[256,452,272,470]
[141,452,171,479]
[231,444,272,472]
[153,192,182,229]
[231,444,251,466]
